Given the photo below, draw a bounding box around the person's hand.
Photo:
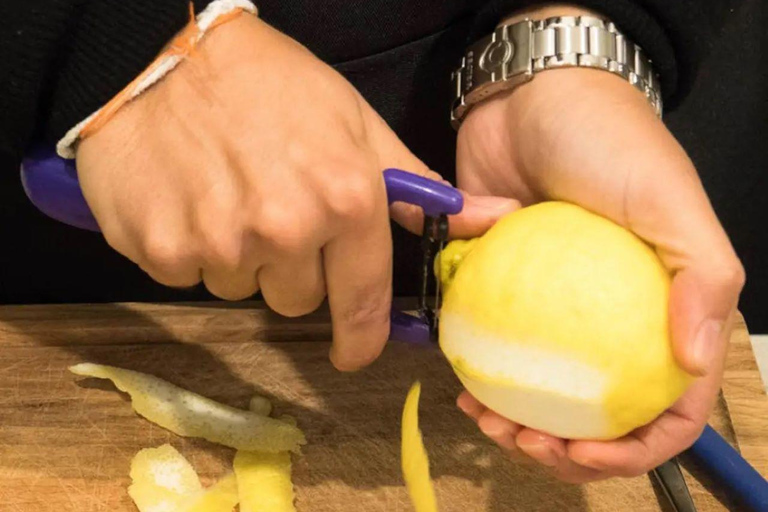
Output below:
[75,14,517,371]
[455,29,745,482]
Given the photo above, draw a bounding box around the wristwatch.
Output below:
[451,15,662,128]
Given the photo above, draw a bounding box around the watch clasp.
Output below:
[451,21,534,128]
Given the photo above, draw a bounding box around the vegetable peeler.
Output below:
[19,146,768,511]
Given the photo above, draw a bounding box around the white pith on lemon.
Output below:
[436,201,693,440]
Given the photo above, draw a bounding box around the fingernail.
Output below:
[457,398,472,415]
[479,420,504,437]
[518,443,559,467]
[691,319,723,375]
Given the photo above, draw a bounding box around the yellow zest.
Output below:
[238,394,299,511]
[69,363,305,452]
[178,474,239,512]
[128,444,202,512]
[401,382,438,512]
[249,395,273,416]
[234,451,296,512]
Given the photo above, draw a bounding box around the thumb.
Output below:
[390,189,520,239]
[669,265,744,377]
[364,106,520,239]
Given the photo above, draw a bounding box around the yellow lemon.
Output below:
[436,201,693,440]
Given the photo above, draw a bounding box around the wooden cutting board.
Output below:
[0,302,766,512]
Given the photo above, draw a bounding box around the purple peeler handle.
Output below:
[19,149,464,346]
[382,168,463,345]
[382,167,463,217]
[21,146,100,232]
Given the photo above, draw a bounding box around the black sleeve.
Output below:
[467,0,745,111]
[0,0,214,159]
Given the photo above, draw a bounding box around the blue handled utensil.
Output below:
[19,146,768,511]
[685,425,768,511]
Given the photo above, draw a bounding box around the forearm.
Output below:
[468,0,747,111]
[0,0,216,158]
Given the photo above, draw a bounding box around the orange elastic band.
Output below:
[79,2,245,140]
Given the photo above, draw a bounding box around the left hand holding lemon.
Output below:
[454,55,744,484]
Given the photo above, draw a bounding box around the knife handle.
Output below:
[20,148,463,347]
[686,424,768,511]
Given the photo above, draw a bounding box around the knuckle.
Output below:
[195,196,242,270]
[325,170,379,221]
[200,231,242,271]
[101,226,137,262]
[680,422,705,451]
[731,259,747,290]
[254,206,314,255]
[285,139,313,169]
[142,232,190,271]
[712,255,747,292]
[340,296,390,330]
[267,294,325,318]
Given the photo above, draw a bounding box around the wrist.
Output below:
[57,0,258,159]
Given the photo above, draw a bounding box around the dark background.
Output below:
[1,0,766,331]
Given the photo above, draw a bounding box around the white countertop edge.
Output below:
[750,334,768,391]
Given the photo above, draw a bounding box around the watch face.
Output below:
[479,39,514,74]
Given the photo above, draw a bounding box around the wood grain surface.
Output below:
[0,302,766,512]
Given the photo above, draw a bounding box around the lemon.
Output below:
[436,201,693,440]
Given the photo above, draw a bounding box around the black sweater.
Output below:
[0,0,741,160]
[0,0,748,302]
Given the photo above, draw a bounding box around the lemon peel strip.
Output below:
[238,394,299,511]
[178,473,239,512]
[69,363,304,453]
[402,381,438,512]
[128,444,202,512]
[234,450,296,512]
[249,395,273,416]
[130,444,202,494]
[129,484,189,512]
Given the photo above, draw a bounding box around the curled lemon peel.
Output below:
[248,395,273,417]
[235,394,298,511]
[128,444,202,512]
[234,451,296,512]
[401,381,438,512]
[129,484,189,512]
[130,444,202,495]
[178,473,239,512]
[69,363,305,452]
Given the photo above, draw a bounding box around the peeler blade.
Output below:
[418,214,449,341]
